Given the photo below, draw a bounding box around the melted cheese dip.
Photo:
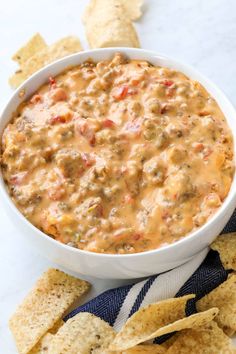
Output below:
[1,53,234,254]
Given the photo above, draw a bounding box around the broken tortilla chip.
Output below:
[211,232,236,270]
[109,295,195,351]
[9,269,90,354]
[12,33,47,65]
[166,321,236,354]
[83,0,140,48]
[196,274,236,336]
[48,312,115,354]
[9,36,82,88]
[29,319,64,354]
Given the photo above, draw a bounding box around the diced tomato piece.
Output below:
[113,85,138,100]
[102,119,115,128]
[10,172,27,185]
[77,121,96,146]
[89,135,96,146]
[133,233,141,241]
[96,204,103,217]
[130,79,140,86]
[162,79,174,87]
[113,85,129,100]
[199,111,210,117]
[49,115,66,125]
[193,143,204,152]
[49,76,56,87]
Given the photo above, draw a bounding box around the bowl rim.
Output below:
[1,47,236,259]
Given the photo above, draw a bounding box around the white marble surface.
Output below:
[1,0,236,352]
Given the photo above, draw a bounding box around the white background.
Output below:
[1,0,236,352]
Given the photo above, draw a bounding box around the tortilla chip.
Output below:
[109,295,194,351]
[9,269,90,354]
[83,0,140,49]
[9,36,82,88]
[149,307,218,336]
[109,344,166,353]
[224,327,236,337]
[119,0,143,21]
[38,36,82,64]
[160,334,178,350]
[12,33,47,65]
[196,274,236,335]
[47,319,65,334]
[9,70,27,89]
[125,344,166,353]
[83,0,143,22]
[48,312,115,354]
[29,333,53,354]
[166,321,236,354]
[29,320,64,354]
[211,232,236,270]
[24,36,82,74]
[110,306,217,351]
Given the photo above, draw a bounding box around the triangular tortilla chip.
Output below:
[196,274,236,336]
[211,232,236,270]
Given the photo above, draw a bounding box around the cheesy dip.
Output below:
[1,53,234,254]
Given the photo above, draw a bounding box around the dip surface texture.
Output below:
[1,53,234,254]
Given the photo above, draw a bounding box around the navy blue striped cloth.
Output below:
[65,212,235,340]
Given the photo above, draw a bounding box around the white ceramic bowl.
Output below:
[1,48,236,279]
